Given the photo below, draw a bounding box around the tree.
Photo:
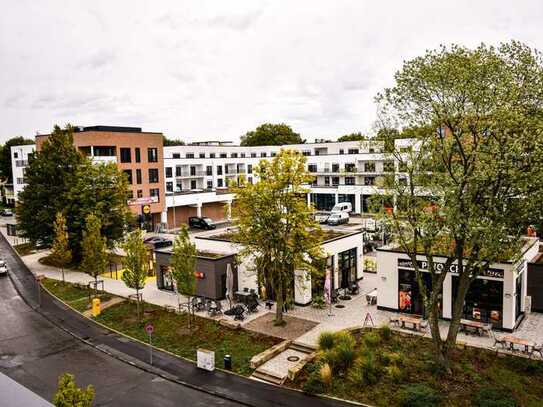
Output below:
[17,125,83,247]
[121,229,149,320]
[53,373,94,407]
[375,41,543,369]
[163,135,185,146]
[50,212,72,282]
[240,123,303,146]
[337,132,366,142]
[231,150,323,325]
[170,225,197,328]
[0,136,34,182]
[80,213,108,293]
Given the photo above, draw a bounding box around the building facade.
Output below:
[10,144,35,201]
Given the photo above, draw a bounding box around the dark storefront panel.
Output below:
[338,248,357,289]
[311,193,335,211]
[528,261,543,312]
[398,269,433,316]
[452,276,503,328]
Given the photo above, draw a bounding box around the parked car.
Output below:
[327,211,349,226]
[0,260,7,277]
[314,212,330,224]
[188,217,216,230]
[143,236,173,248]
[331,202,352,213]
[1,209,13,216]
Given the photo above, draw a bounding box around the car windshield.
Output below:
[203,218,213,224]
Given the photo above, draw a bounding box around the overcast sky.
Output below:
[1,1,542,144]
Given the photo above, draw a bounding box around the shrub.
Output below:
[385,365,404,381]
[379,325,392,341]
[363,332,381,349]
[312,295,325,309]
[380,351,403,366]
[319,363,332,388]
[318,332,335,351]
[334,330,356,348]
[303,372,324,395]
[472,386,518,407]
[335,341,357,372]
[398,384,442,407]
[349,352,382,386]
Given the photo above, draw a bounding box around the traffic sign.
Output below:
[142,205,151,214]
[145,323,154,334]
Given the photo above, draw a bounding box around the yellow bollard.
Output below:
[261,286,267,300]
[92,298,101,317]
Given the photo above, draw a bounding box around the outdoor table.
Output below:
[502,335,534,353]
[235,291,252,305]
[460,319,492,336]
[365,289,377,305]
[398,315,423,331]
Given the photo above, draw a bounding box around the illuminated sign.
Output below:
[397,258,504,279]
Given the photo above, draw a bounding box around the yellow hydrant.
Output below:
[92,298,101,317]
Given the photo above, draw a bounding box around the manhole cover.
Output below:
[287,356,300,362]
[335,304,345,309]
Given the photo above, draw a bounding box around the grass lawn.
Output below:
[94,301,281,376]
[42,278,112,312]
[291,328,543,406]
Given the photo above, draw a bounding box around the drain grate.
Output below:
[287,355,300,362]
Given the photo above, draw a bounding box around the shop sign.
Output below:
[397,258,504,279]
[128,196,159,206]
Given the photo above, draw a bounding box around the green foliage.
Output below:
[311,294,325,309]
[320,331,357,373]
[378,325,392,341]
[337,132,366,142]
[303,372,324,395]
[472,386,518,407]
[240,123,303,146]
[170,225,197,296]
[349,352,382,385]
[53,373,94,407]
[397,383,442,407]
[80,214,108,284]
[318,331,336,350]
[162,135,185,146]
[121,229,149,293]
[50,212,72,280]
[0,136,34,182]
[363,331,381,349]
[231,150,323,324]
[385,365,404,381]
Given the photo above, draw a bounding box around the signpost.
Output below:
[35,274,45,307]
[145,323,154,365]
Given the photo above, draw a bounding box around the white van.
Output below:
[331,202,352,213]
[327,211,349,226]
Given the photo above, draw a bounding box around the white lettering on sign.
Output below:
[397,258,503,279]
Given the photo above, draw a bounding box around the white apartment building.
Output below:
[10,144,35,201]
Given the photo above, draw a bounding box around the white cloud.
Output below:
[1,0,543,142]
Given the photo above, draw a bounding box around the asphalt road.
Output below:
[0,273,240,407]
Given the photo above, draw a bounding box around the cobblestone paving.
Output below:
[256,348,308,380]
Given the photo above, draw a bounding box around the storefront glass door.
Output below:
[338,248,357,289]
[452,276,503,328]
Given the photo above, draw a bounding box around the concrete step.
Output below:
[289,341,317,354]
[251,368,285,385]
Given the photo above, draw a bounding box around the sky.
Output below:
[1,0,543,144]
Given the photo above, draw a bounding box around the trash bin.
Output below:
[224,354,232,370]
[92,298,101,317]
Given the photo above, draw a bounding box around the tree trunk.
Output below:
[136,288,141,321]
[275,283,284,325]
[427,297,450,373]
[444,272,471,355]
[61,267,65,282]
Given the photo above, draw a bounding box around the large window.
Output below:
[308,164,317,173]
[135,148,141,163]
[148,148,158,162]
[452,276,503,328]
[345,177,355,185]
[123,169,133,184]
[148,168,159,183]
[338,248,357,289]
[166,181,173,192]
[136,169,142,184]
[206,166,213,176]
[217,165,223,175]
[310,193,335,211]
[364,162,376,172]
[398,269,433,316]
[120,148,131,163]
[150,188,160,200]
[175,166,182,177]
[158,265,174,291]
[93,146,116,156]
[165,167,172,178]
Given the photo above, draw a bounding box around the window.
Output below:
[364,162,376,172]
[199,153,205,158]
[248,164,252,174]
[240,153,245,158]
[364,177,375,186]
[148,148,158,162]
[348,148,359,154]
[217,179,224,187]
[308,164,317,173]
[206,166,212,175]
[332,163,339,172]
[120,148,131,163]
[248,177,253,184]
[165,167,172,178]
[190,180,197,189]
[345,176,355,185]
[93,146,116,156]
[332,177,340,185]
[345,163,356,172]
[186,153,194,158]
[217,165,223,175]
[210,153,215,158]
[324,176,330,186]
[123,169,133,184]
[225,166,229,174]
[137,189,143,198]
[231,153,238,158]
[399,162,408,172]
[220,153,227,158]
[302,150,311,156]
[339,149,344,155]
[135,148,141,162]
[172,153,180,159]
[13,152,18,159]
[127,190,134,199]
[271,152,277,157]
[383,161,395,173]
[261,152,267,157]
[175,182,182,192]
[190,166,196,176]
[207,180,213,189]
[150,188,160,200]
[136,169,142,184]
[149,168,159,183]
[251,153,257,158]
[166,181,173,192]
[175,166,182,177]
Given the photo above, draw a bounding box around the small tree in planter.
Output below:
[80,213,108,297]
[53,373,94,407]
[50,212,72,282]
[170,225,197,329]
[121,229,149,321]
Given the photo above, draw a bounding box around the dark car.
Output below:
[1,209,13,216]
[143,236,172,248]
[189,216,216,230]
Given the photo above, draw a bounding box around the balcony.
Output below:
[91,156,117,164]
[176,171,206,178]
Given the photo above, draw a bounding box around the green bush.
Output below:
[303,372,324,395]
[334,341,357,372]
[349,352,382,385]
[472,386,518,407]
[385,365,404,381]
[363,332,381,349]
[379,325,392,341]
[312,295,325,309]
[382,351,403,366]
[318,331,335,351]
[398,384,442,407]
[334,330,356,347]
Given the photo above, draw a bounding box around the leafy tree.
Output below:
[17,125,83,247]
[121,229,149,320]
[50,212,72,282]
[240,123,303,146]
[231,150,323,325]
[0,136,34,182]
[337,132,366,142]
[80,213,108,293]
[53,373,94,407]
[163,135,185,146]
[375,41,543,369]
[170,225,197,328]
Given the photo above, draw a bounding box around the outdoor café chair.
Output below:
[531,343,543,358]
[208,300,223,317]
